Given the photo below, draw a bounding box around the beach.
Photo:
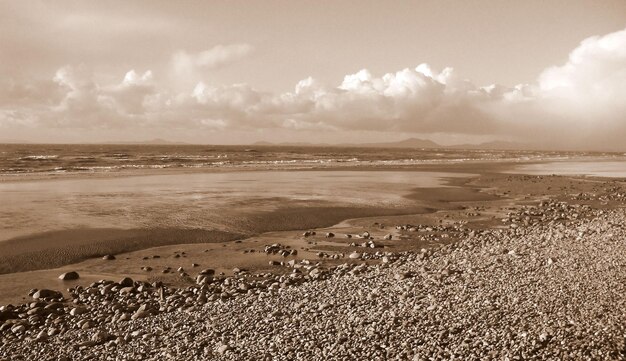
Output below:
[1,155,625,359]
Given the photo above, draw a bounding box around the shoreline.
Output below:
[0,155,606,184]
[0,164,624,307]
[0,174,488,276]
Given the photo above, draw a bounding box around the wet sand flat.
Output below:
[0,169,474,275]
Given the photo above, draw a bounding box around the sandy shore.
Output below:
[1,162,624,306]
[0,165,494,275]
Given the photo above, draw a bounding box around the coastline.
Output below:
[1,162,624,306]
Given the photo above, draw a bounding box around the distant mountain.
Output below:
[252,138,529,150]
[355,137,442,149]
[252,141,331,147]
[103,138,189,145]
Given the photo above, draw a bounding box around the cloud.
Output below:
[172,44,254,80]
[535,28,626,131]
[1,29,625,150]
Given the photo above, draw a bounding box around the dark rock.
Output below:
[119,277,134,287]
[59,271,80,281]
[33,289,63,300]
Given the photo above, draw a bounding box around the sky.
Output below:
[1,1,625,150]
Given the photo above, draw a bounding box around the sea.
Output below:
[0,143,612,176]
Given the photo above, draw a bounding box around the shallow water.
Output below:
[0,170,469,242]
[511,161,626,177]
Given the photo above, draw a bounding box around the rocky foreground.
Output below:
[1,201,626,360]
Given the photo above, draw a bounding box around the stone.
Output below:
[33,289,62,300]
[81,320,94,329]
[102,255,116,260]
[131,310,149,320]
[349,252,361,259]
[217,344,232,354]
[59,271,80,281]
[70,306,88,316]
[11,324,26,334]
[35,330,48,341]
[119,277,134,287]
[92,330,111,343]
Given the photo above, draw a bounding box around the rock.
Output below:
[35,330,48,341]
[33,289,62,300]
[394,271,413,280]
[11,324,26,334]
[131,310,149,320]
[119,277,134,287]
[325,232,335,238]
[92,330,111,343]
[199,269,215,276]
[58,271,80,281]
[217,344,232,354]
[81,320,94,329]
[383,234,393,240]
[348,252,361,259]
[102,255,116,260]
[0,310,18,321]
[70,306,88,316]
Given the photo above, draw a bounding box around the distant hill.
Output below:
[102,138,189,145]
[253,138,526,150]
[355,137,442,149]
[252,141,331,147]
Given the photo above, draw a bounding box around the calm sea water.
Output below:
[511,161,626,178]
[0,143,605,175]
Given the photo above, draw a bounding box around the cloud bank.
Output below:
[1,29,625,150]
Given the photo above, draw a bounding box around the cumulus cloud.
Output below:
[1,29,625,150]
[536,28,626,132]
